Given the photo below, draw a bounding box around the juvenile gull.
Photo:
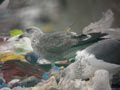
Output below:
[61,39,120,82]
[25,26,106,62]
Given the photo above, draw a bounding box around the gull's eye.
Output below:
[26,28,33,33]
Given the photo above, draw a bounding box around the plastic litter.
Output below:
[10,29,23,37]
[13,37,33,55]
[12,87,26,90]
[0,87,11,90]
[52,65,59,71]
[37,58,51,64]
[42,72,48,80]
[0,35,33,55]
[26,87,41,90]
[18,79,40,88]
[36,76,58,90]
[0,79,8,89]
[1,60,45,83]
[0,42,15,53]
[0,37,4,42]
[6,35,33,55]
[60,66,64,70]
[25,52,39,65]
[8,79,20,87]
[0,52,25,63]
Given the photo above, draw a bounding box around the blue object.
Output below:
[0,79,3,84]
[42,72,48,80]
[0,79,8,88]
[52,65,59,71]
[0,83,8,88]
[25,52,39,64]
[18,83,24,87]
[18,79,40,87]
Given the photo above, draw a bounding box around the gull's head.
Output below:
[24,26,44,49]
[25,26,44,41]
[25,26,44,36]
